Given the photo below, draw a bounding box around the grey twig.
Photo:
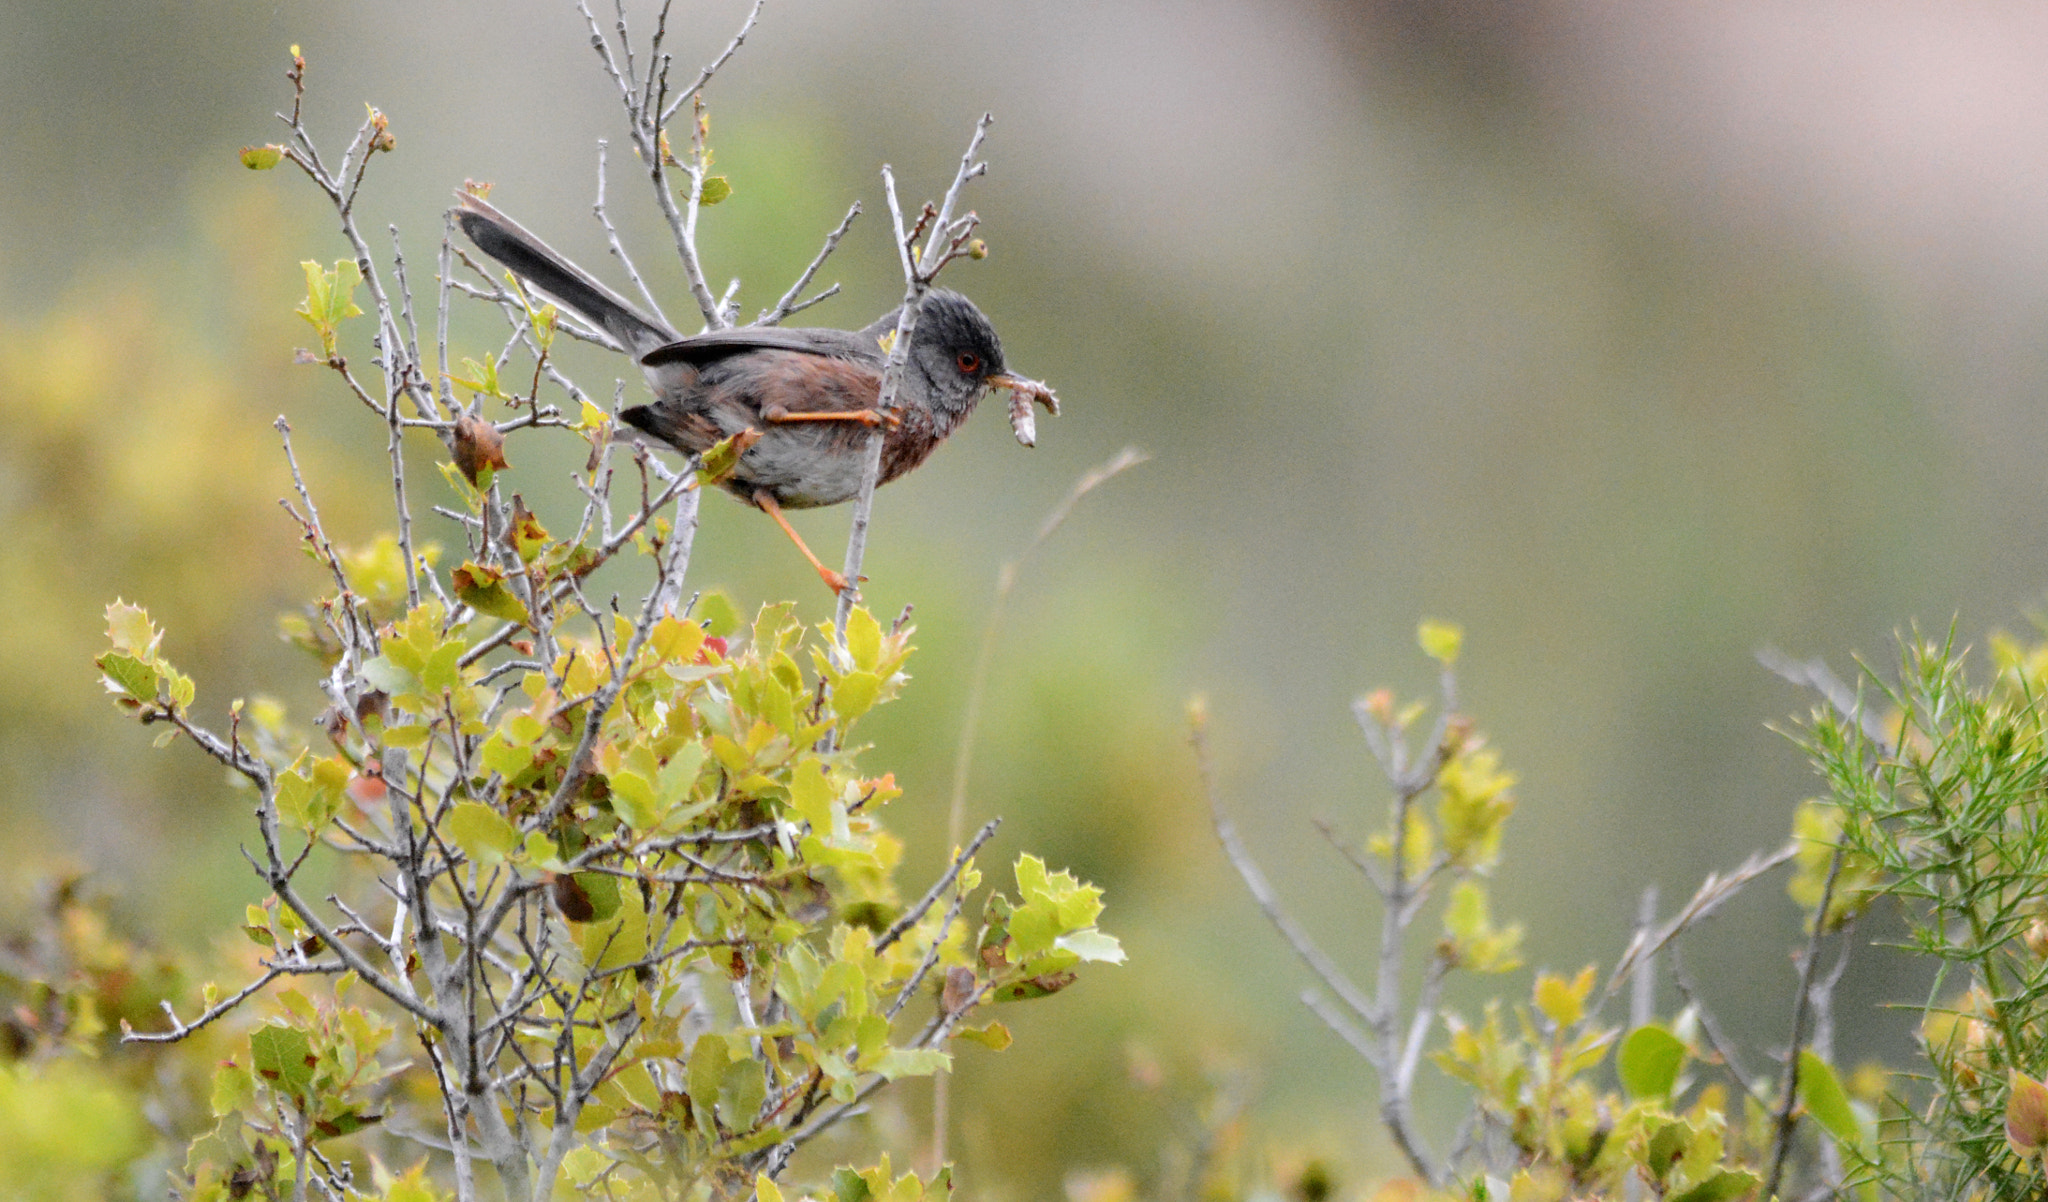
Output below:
[658,0,765,126]
[1192,719,1379,1028]
[878,819,1001,953]
[760,200,861,326]
[593,139,672,328]
[1605,841,1798,1003]
[1766,843,1847,1199]
[1758,646,1892,752]
[828,116,998,648]
[123,965,289,1044]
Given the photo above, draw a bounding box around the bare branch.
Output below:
[659,0,766,125]
[122,965,289,1044]
[592,139,672,327]
[1606,842,1798,1000]
[1193,715,1379,1027]
[879,819,1001,953]
[1759,645,1892,752]
[760,201,861,326]
[1766,843,1848,1199]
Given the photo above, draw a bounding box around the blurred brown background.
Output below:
[8,0,2048,1193]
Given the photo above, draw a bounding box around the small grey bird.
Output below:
[454,191,1055,591]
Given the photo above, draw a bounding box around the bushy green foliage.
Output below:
[1202,622,2048,1201]
[1789,628,2048,1199]
[65,36,1123,1197]
[89,381,1118,1199]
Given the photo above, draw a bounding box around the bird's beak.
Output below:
[988,373,1061,448]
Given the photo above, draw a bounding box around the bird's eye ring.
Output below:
[956,352,981,374]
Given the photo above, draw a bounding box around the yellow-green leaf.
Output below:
[1800,1050,1862,1149]
[1417,619,1463,666]
[445,801,517,864]
[1618,1024,1687,1098]
[1534,966,1594,1029]
[452,562,531,625]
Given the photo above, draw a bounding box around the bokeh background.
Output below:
[9,0,2048,1193]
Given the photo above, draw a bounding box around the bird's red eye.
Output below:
[956,352,981,374]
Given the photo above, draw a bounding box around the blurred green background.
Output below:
[8,0,2048,1193]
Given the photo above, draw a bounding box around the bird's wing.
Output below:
[639,325,883,369]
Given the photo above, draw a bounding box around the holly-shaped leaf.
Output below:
[452,562,531,625]
[249,1024,316,1105]
[295,259,364,360]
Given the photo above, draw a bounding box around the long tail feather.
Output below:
[452,191,676,357]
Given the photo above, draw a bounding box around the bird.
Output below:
[452,191,1056,593]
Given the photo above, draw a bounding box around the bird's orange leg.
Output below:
[760,404,902,429]
[753,490,856,594]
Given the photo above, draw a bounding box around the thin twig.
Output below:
[1759,646,1892,752]
[1192,715,1378,1027]
[760,201,860,325]
[879,819,1001,953]
[1766,843,1848,1198]
[1605,842,1799,1002]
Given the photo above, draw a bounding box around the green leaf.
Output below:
[95,652,158,703]
[105,600,162,655]
[380,723,432,750]
[610,770,660,832]
[573,872,620,922]
[273,757,343,832]
[1441,881,1523,973]
[452,562,531,625]
[1418,619,1463,666]
[1055,929,1126,964]
[422,640,465,696]
[953,1021,1012,1051]
[688,1034,731,1127]
[1669,1171,1761,1202]
[360,655,413,695]
[1618,1024,1687,1098]
[789,760,838,835]
[1798,1049,1862,1148]
[240,144,284,170]
[381,1162,441,1202]
[718,1057,767,1130]
[249,1024,316,1102]
[845,606,882,671]
[210,1060,256,1117]
[664,739,709,790]
[699,175,733,205]
[833,1168,872,1202]
[697,429,759,487]
[505,501,550,564]
[445,801,518,864]
[830,671,883,722]
[1645,1119,1689,1182]
[313,1108,383,1139]
[578,904,646,970]
[1008,900,1056,957]
[871,1048,950,1080]
[696,590,743,639]
[296,259,364,358]
[478,736,534,780]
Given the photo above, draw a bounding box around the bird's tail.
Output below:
[452,191,676,358]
